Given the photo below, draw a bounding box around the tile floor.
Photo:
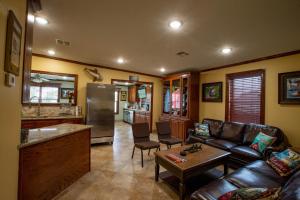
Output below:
[54,121,180,200]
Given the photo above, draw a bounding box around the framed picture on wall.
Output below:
[202,82,223,102]
[61,88,74,99]
[4,10,22,76]
[120,91,127,101]
[279,71,300,104]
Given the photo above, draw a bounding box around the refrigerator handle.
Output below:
[86,100,90,123]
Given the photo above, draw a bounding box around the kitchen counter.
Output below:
[18,123,92,200]
[19,123,92,148]
[21,115,84,120]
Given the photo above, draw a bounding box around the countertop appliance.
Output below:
[123,109,134,124]
[86,83,115,144]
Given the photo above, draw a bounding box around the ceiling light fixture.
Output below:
[48,50,55,56]
[35,17,48,25]
[117,57,125,64]
[160,68,166,72]
[169,20,182,30]
[221,48,232,54]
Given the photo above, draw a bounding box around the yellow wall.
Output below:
[0,0,26,199]
[200,53,300,146]
[31,56,163,130]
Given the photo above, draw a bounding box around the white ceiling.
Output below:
[33,0,300,76]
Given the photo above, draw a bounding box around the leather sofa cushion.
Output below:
[220,122,245,143]
[191,179,238,200]
[206,139,237,150]
[280,170,300,200]
[226,167,281,188]
[245,160,289,185]
[243,123,281,145]
[203,119,223,138]
[231,146,262,159]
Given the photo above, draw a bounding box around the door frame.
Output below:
[111,79,154,132]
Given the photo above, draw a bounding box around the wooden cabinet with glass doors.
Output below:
[160,72,199,141]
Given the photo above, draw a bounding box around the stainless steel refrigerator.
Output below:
[86,83,115,144]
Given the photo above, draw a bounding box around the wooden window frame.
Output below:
[225,69,265,124]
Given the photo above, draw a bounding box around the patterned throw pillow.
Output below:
[194,123,210,136]
[250,132,276,153]
[267,148,300,176]
[218,187,280,200]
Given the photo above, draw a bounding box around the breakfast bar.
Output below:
[18,123,92,200]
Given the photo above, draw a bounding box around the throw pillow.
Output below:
[218,187,280,200]
[267,148,300,176]
[194,123,210,136]
[250,132,276,153]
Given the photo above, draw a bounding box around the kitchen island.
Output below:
[18,123,92,200]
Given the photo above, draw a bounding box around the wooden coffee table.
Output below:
[154,144,231,200]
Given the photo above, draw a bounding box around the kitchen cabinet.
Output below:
[128,86,137,103]
[18,124,91,200]
[160,72,199,141]
[21,117,84,129]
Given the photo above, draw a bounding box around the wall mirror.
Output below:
[24,70,78,105]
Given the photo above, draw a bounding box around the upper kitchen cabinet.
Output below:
[128,85,137,103]
[160,72,199,141]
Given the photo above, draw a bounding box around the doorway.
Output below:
[111,79,154,132]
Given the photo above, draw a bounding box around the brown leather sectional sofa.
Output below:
[191,160,300,200]
[187,119,299,200]
[187,118,289,167]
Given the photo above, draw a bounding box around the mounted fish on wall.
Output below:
[84,68,103,82]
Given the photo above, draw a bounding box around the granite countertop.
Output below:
[19,123,93,149]
[21,115,84,120]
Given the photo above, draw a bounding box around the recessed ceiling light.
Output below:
[222,48,232,54]
[117,57,125,64]
[125,82,129,85]
[48,50,55,56]
[35,17,48,25]
[169,20,182,30]
[160,68,166,72]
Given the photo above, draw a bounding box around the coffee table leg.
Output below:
[224,162,228,175]
[155,162,159,182]
[179,181,186,200]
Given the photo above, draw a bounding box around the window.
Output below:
[29,83,60,103]
[114,90,120,114]
[226,69,265,124]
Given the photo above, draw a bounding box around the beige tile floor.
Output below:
[54,121,180,200]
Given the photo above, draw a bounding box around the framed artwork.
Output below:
[120,91,127,101]
[61,88,74,99]
[279,71,300,104]
[202,82,223,102]
[4,10,22,76]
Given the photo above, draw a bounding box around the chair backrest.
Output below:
[156,121,171,139]
[131,123,150,143]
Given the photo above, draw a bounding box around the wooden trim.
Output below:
[225,69,265,124]
[201,50,300,73]
[32,53,163,78]
[111,79,154,132]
